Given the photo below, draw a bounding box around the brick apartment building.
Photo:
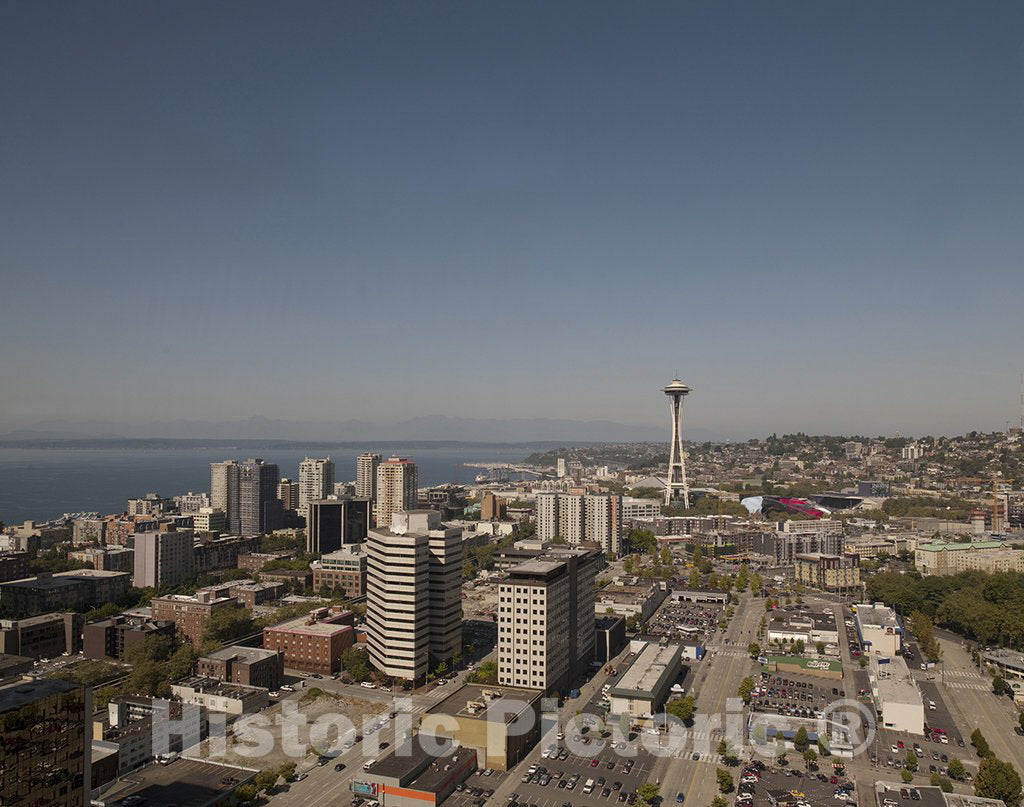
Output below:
[0,551,29,583]
[150,589,239,646]
[197,645,285,690]
[311,544,367,598]
[82,615,177,659]
[262,607,354,674]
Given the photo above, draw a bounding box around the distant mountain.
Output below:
[0,415,678,444]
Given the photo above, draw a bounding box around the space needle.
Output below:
[663,378,691,508]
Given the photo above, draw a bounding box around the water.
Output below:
[0,444,540,524]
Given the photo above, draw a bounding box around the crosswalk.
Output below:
[944,670,985,680]
[943,681,988,691]
[713,648,751,659]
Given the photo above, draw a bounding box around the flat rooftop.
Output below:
[430,683,541,720]
[365,737,457,780]
[856,603,901,628]
[98,757,256,807]
[871,655,922,705]
[983,648,1024,673]
[0,677,77,711]
[174,676,266,698]
[202,645,281,664]
[265,613,353,636]
[611,642,682,697]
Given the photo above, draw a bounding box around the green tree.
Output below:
[636,783,661,806]
[716,768,734,794]
[341,647,372,682]
[737,676,755,704]
[975,757,1023,806]
[930,773,953,792]
[948,758,967,781]
[748,642,761,659]
[201,605,255,644]
[710,798,727,807]
[465,660,498,684]
[815,641,825,655]
[905,750,918,771]
[717,739,728,756]
[688,568,702,588]
[750,572,762,592]
[994,675,1010,696]
[972,728,992,759]
[793,726,809,752]
[234,784,258,803]
[901,770,914,784]
[666,696,695,724]
[803,748,817,767]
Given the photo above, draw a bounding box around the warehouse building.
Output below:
[854,603,903,656]
[870,655,924,735]
[354,740,477,807]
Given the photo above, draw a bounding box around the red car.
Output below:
[591,759,599,768]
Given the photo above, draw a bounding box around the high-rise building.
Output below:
[558,494,585,543]
[585,494,622,555]
[365,510,462,684]
[496,547,600,693]
[210,460,241,534]
[536,493,560,541]
[480,492,507,521]
[238,458,279,537]
[132,527,195,588]
[306,497,371,554]
[277,478,299,511]
[0,677,91,807]
[356,452,382,501]
[298,457,335,513]
[375,457,418,531]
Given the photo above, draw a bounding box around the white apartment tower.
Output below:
[558,494,585,544]
[365,510,462,683]
[585,494,622,555]
[375,457,418,530]
[210,460,240,534]
[356,453,382,500]
[298,457,335,513]
[133,527,195,588]
[536,493,560,541]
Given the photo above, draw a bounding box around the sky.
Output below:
[2,2,1023,440]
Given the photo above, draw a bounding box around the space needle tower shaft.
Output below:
[663,379,691,508]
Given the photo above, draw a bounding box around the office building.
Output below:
[496,547,600,693]
[0,570,130,618]
[869,654,924,735]
[150,589,239,647]
[356,452,382,501]
[277,478,299,511]
[621,497,662,521]
[760,520,844,564]
[0,612,83,659]
[197,645,285,690]
[366,510,462,683]
[312,544,368,598]
[238,458,279,536]
[133,527,195,588]
[357,740,476,807]
[82,615,176,660]
[170,677,268,716]
[299,457,335,513]
[210,460,241,534]
[306,496,371,554]
[375,457,418,531]
[607,642,683,719]
[0,678,91,807]
[480,492,507,521]
[262,607,355,674]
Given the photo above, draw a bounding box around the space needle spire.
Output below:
[663,378,691,508]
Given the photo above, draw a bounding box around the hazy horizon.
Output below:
[3,2,1023,438]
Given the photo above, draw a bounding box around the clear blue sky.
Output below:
[2,2,1022,439]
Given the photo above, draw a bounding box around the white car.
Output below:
[360,681,376,689]
[891,744,899,753]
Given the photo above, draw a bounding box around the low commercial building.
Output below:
[671,589,729,604]
[607,641,683,719]
[418,683,543,771]
[595,578,668,623]
[0,611,83,658]
[170,676,269,715]
[311,544,368,598]
[236,550,295,571]
[981,648,1024,680]
[262,607,355,674]
[82,615,176,659]
[854,603,903,656]
[794,553,861,593]
[150,590,239,647]
[355,740,477,807]
[227,580,284,608]
[259,567,313,589]
[766,610,840,647]
[869,654,924,735]
[198,646,285,690]
[94,757,255,807]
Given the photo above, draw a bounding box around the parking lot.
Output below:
[647,600,724,643]
[448,767,511,807]
[750,671,850,722]
[506,739,659,807]
[734,760,856,807]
